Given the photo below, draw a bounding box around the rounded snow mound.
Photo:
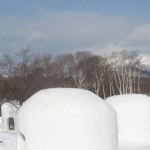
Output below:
[1,102,18,132]
[17,88,118,150]
[107,94,150,148]
[1,103,18,117]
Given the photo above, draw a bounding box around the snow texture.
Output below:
[0,117,2,131]
[0,117,16,150]
[0,132,16,150]
[1,103,18,132]
[106,94,150,148]
[17,88,118,150]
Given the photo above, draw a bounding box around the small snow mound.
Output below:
[17,88,118,150]
[106,94,150,148]
[1,103,19,132]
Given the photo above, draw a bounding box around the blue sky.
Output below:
[0,0,150,17]
[0,0,150,56]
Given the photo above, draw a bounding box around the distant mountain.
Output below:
[140,55,150,77]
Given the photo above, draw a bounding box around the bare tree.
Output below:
[72,52,92,89]
[73,65,90,89]
[74,51,93,64]
[0,54,15,78]
[86,56,108,97]
[108,50,142,95]
[0,48,145,105]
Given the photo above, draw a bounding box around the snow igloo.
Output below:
[17,88,118,150]
[107,94,150,148]
[1,102,19,132]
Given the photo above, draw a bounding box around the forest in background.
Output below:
[0,46,150,105]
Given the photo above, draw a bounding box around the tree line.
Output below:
[0,46,149,105]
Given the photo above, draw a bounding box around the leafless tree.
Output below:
[73,65,90,89]
[72,52,93,89]
[74,51,93,64]
[0,54,15,77]
[108,50,142,95]
[0,48,146,105]
[86,56,108,98]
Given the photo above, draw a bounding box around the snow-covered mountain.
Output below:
[140,55,150,68]
[139,55,150,76]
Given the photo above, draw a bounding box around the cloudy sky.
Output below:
[1,0,150,56]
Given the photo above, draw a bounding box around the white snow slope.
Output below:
[107,94,150,149]
[17,88,118,150]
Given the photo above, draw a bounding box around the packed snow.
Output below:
[2,90,150,150]
[17,88,118,150]
[0,102,18,150]
[0,116,16,150]
[0,117,2,131]
[1,102,19,132]
[107,94,150,149]
[0,132,16,150]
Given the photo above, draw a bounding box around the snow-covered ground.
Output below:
[0,132,16,150]
[0,117,2,131]
[0,117,16,150]
[120,147,150,150]
[1,92,150,150]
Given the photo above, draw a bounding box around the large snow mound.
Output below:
[106,94,150,148]
[17,88,118,150]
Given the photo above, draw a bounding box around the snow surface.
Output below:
[0,132,16,150]
[17,88,118,150]
[0,116,16,150]
[1,102,19,132]
[0,117,2,131]
[106,94,150,149]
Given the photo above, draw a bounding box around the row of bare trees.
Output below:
[0,46,147,105]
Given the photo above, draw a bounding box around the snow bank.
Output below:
[17,88,118,150]
[106,94,150,148]
[1,103,19,132]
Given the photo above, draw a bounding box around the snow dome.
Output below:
[1,102,19,132]
[107,94,150,148]
[17,88,118,150]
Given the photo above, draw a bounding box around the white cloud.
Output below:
[1,11,150,55]
[90,24,150,56]
[128,24,150,41]
[120,24,150,55]
[27,30,48,41]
